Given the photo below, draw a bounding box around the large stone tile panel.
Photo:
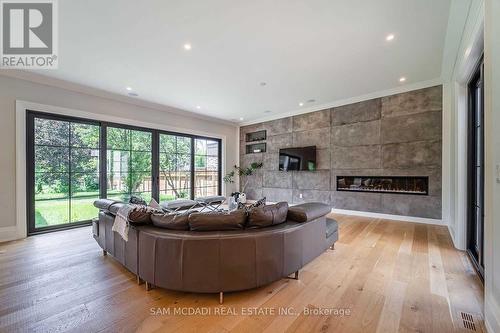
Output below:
[292,170,331,191]
[262,117,293,136]
[266,133,293,153]
[381,86,442,118]
[293,109,331,132]
[332,120,380,147]
[292,127,331,149]
[263,171,292,189]
[292,190,331,205]
[262,188,293,203]
[332,145,382,169]
[331,98,381,126]
[331,191,382,212]
[381,111,442,144]
[380,194,442,219]
[382,141,441,168]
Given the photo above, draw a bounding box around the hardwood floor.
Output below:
[0,214,485,333]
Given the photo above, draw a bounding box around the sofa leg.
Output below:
[219,292,224,304]
[136,275,142,285]
[330,243,335,250]
[294,270,299,280]
[145,281,153,291]
[102,249,107,256]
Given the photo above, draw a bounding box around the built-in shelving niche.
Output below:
[246,143,266,154]
[245,130,267,142]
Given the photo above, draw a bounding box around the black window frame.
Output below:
[26,110,222,235]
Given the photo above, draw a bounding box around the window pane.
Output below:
[107,150,130,173]
[35,118,69,146]
[177,137,191,154]
[194,138,219,199]
[71,173,99,197]
[107,172,129,194]
[35,172,69,200]
[131,130,152,151]
[35,198,69,227]
[71,148,99,173]
[207,156,218,171]
[71,197,99,223]
[71,123,99,148]
[35,146,69,173]
[107,127,130,150]
[207,140,219,156]
[195,139,207,155]
[130,172,152,192]
[131,151,152,172]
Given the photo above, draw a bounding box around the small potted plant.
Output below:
[223,162,263,204]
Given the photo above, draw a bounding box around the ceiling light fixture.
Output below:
[183,43,192,50]
[264,110,271,114]
[399,77,406,83]
[386,34,395,41]
[299,102,304,107]
[126,87,132,91]
[239,117,244,121]
[196,105,201,109]
[260,82,267,86]
[307,99,316,103]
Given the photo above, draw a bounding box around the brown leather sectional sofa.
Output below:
[92,199,337,303]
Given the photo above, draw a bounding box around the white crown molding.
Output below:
[239,77,444,126]
[331,208,443,226]
[0,69,239,127]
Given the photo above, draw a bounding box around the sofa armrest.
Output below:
[287,202,331,223]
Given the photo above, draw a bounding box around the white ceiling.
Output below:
[33,0,458,124]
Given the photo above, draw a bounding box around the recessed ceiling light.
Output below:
[239,117,244,121]
[183,43,192,50]
[307,99,316,103]
[196,105,201,109]
[299,102,304,107]
[126,87,132,91]
[260,82,267,86]
[264,110,271,114]
[128,92,138,97]
[386,34,395,41]
[399,77,406,82]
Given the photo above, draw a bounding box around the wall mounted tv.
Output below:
[279,146,317,171]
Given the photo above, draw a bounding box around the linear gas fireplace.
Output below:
[336,176,429,195]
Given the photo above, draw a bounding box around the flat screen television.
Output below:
[279,146,317,171]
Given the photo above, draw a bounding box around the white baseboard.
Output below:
[330,208,443,225]
[0,226,21,243]
[485,294,500,333]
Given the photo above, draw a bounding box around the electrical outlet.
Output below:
[299,193,303,199]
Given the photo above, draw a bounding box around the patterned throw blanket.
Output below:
[112,204,157,241]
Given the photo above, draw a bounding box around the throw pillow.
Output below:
[246,202,289,229]
[188,210,246,231]
[151,212,190,230]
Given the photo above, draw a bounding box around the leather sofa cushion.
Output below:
[247,202,289,229]
[287,202,331,223]
[326,217,338,238]
[188,210,246,231]
[151,213,190,230]
[93,199,126,216]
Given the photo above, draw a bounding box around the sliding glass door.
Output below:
[28,113,100,233]
[27,111,222,235]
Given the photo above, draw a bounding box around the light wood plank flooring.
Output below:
[0,214,484,333]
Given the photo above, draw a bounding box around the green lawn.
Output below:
[35,193,179,228]
[35,197,99,228]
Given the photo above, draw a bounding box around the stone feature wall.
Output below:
[239,86,442,219]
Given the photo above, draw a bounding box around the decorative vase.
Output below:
[239,193,247,204]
